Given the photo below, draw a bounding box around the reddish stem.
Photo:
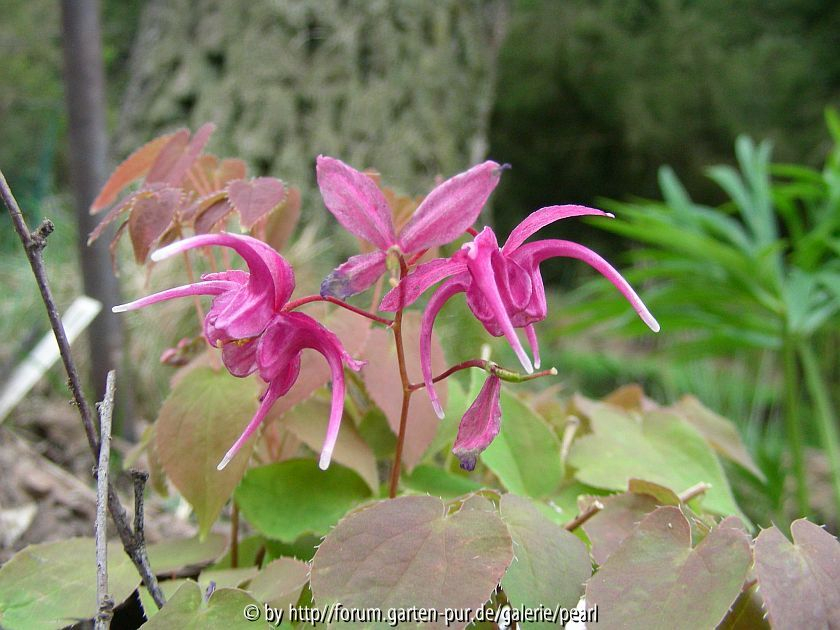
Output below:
[388,256,413,498]
[465,226,479,237]
[408,359,487,391]
[406,249,428,267]
[284,294,393,326]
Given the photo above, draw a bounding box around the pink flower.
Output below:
[316,156,504,298]
[453,374,502,471]
[113,232,363,471]
[379,205,660,417]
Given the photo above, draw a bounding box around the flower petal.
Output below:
[316,156,397,250]
[463,228,533,373]
[452,375,502,471]
[502,204,613,254]
[518,239,660,332]
[256,312,364,470]
[320,251,387,299]
[397,161,502,253]
[152,232,295,339]
[525,324,541,370]
[420,276,469,418]
[112,280,236,313]
[217,377,290,471]
[378,257,467,312]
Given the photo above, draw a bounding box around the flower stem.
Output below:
[284,294,393,326]
[407,360,557,391]
[389,257,412,498]
[797,341,840,513]
[783,336,809,515]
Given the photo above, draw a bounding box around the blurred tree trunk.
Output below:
[117,0,508,199]
[61,0,133,437]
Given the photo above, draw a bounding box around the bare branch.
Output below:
[0,169,166,610]
[95,371,115,630]
[565,500,604,532]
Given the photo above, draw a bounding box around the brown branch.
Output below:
[388,255,412,498]
[95,371,115,630]
[0,169,166,610]
[564,500,604,532]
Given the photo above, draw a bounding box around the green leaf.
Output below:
[669,396,764,480]
[753,519,840,629]
[235,459,371,542]
[198,567,259,590]
[283,397,379,492]
[716,585,770,630]
[499,495,591,628]
[156,366,260,537]
[246,557,309,609]
[568,407,744,518]
[481,390,563,498]
[146,534,228,575]
[401,464,482,498]
[586,508,752,630]
[210,535,268,570]
[310,495,513,627]
[141,581,268,629]
[138,579,192,620]
[0,538,140,630]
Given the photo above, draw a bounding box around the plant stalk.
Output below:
[783,337,810,515]
[798,342,840,512]
[388,258,412,498]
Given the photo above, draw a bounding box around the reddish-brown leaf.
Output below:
[362,311,447,472]
[146,129,191,183]
[128,187,183,262]
[227,177,287,229]
[217,158,247,188]
[190,193,233,232]
[163,123,216,186]
[88,192,138,244]
[262,187,301,252]
[754,519,840,629]
[91,132,179,213]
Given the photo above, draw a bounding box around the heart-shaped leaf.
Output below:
[362,311,447,471]
[283,397,379,492]
[0,538,140,629]
[310,495,513,628]
[481,390,563,498]
[146,534,228,576]
[156,366,260,537]
[140,581,265,629]
[569,408,743,518]
[234,459,371,543]
[500,494,591,627]
[128,187,184,262]
[754,519,840,629]
[91,131,181,212]
[228,177,287,229]
[581,492,660,565]
[586,507,752,630]
[247,558,310,609]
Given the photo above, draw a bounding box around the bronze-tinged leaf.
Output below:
[754,519,840,629]
[310,495,513,629]
[499,494,592,624]
[191,193,233,233]
[580,492,660,565]
[162,122,216,186]
[247,557,310,610]
[362,311,447,472]
[604,384,659,413]
[155,366,260,538]
[586,506,752,630]
[182,154,220,198]
[146,129,191,183]
[91,132,180,212]
[227,177,287,229]
[88,190,139,244]
[128,187,184,262]
[217,158,248,187]
[262,187,301,252]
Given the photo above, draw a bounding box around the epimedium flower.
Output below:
[316,155,504,299]
[452,374,502,472]
[379,205,661,418]
[112,232,363,471]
